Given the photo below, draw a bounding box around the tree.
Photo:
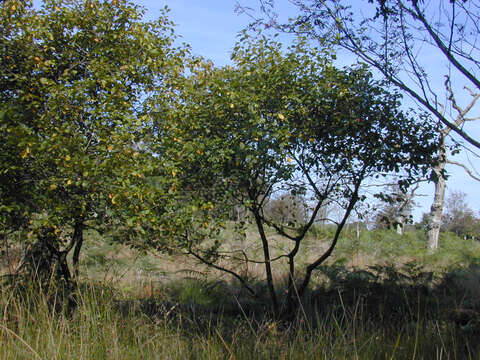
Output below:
[264,193,308,226]
[0,0,182,285]
[375,184,417,235]
[426,78,480,248]
[166,33,439,317]
[442,190,480,239]
[243,0,480,249]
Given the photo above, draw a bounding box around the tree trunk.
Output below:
[394,215,404,235]
[72,218,84,279]
[252,209,279,317]
[427,144,447,249]
[395,222,403,235]
[285,239,302,318]
[285,256,297,318]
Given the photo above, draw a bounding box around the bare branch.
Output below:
[297,167,365,297]
[215,248,289,264]
[410,2,480,91]
[442,75,480,137]
[303,0,480,149]
[187,249,257,296]
[447,160,480,182]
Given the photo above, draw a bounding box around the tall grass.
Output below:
[1,228,480,359]
[1,271,479,359]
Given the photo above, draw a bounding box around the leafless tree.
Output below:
[442,190,480,239]
[375,183,418,235]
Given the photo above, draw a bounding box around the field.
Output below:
[1,226,480,359]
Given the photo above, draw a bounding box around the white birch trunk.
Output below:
[396,221,403,235]
[427,143,447,249]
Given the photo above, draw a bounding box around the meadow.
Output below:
[1,226,480,359]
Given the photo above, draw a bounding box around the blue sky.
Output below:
[136,0,300,64]
[137,0,244,64]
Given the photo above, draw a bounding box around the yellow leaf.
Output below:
[229,103,234,109]
[171,170,176,177]
[107,145,113,151]
[66,179,72,186]
[278,113,285,121]
[21,147,30,158]
[49,184,57,190]
[65,154,71,161]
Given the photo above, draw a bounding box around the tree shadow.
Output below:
[304,262,480,356]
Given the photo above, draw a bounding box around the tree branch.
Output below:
[297,166,365,297]
[447,160,480,182]
[187,249,257,296]
[313,0,480,150]
[410,2,480,91]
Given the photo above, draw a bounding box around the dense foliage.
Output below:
[0,0,184,283]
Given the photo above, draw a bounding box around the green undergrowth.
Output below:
[326,227,480,269]
[78,227,480,286]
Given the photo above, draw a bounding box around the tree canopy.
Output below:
[162,32,439,316]
[0,0,184,282]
